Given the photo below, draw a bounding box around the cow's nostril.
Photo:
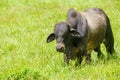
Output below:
[56,46,64,52]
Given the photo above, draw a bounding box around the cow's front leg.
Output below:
[64,53,69,65]
[75,50,87,66]
[75,55,83,67]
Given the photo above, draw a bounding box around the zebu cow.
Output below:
[47,8,114,66]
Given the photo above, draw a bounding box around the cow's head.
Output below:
[47,22,81,53]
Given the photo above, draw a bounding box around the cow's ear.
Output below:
[47,33,55,43]
[70,29,81,37]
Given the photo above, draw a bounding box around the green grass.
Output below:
[0,0,120,79]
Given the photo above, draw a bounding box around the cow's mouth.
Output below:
[56,49,64,52]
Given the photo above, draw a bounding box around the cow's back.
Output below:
[81,8,107,50]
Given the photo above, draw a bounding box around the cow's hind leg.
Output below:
[85,50,92,63]
[94,45,103,58]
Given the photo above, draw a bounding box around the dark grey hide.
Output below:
[47,8,114,66]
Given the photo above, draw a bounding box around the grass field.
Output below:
[0,0,120,79]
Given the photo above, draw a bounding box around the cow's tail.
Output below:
[104,16,115,55]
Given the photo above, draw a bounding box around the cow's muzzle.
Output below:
[56,43,65,52]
